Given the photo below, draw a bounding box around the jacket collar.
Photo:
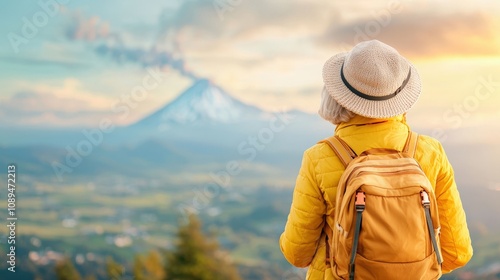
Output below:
[335,114,410,136]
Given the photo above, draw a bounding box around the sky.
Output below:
[0,0,499,138]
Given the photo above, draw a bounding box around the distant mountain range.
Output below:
[1,78,498,190]
[1,78,499,238]
[0,78,332,183]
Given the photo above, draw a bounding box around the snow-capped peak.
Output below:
[137,79,264,126]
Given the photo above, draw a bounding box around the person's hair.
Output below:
[318,86,356,125]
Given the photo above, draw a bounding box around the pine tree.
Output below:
[133,250,165,280]
[54,257,81,280]
[164,215,242,280]
[106,256,124,280]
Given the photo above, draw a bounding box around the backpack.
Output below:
[319,131,443,280]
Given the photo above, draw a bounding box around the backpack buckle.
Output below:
[355,191,366,211]
[421,191,430,207]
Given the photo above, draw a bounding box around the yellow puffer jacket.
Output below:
[279,115,473,279]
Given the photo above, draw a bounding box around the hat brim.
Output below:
[322,52,422,119]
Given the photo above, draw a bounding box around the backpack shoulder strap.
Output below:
[402,131,419,158]
[319,136,356,167]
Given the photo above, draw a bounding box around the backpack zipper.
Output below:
[335,163,430,235]
[336,163,426,215]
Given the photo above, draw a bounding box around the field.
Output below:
[0,175,292,279]
[0,175,499,279]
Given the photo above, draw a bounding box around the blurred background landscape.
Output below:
[0,0,499,279]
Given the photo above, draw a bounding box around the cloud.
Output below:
[103,0,334,80]
[57,1,341,82]
[64,10,199,79]
[0,79,114,127]
[94,44,197,79]
[318,11,500,58]
[158,0,334,47]
[150,1,500,61]
[167,0,331,33]
[65,12,111,41]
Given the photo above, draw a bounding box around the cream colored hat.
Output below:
[322,40,421,118]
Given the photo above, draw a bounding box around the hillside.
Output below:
[0,78,499,279]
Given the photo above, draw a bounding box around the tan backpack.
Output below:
[320,132,443,280]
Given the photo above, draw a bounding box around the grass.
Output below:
[16,197,44,209]
[3,180,498,279]
[231,233,283,266]
[90,193,171,209]
[77,207,117,217]
[17,224,78,238]
[17,210,59,225]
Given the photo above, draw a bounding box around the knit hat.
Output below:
[322,40,421,118]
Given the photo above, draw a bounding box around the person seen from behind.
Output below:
[279,40,473,280]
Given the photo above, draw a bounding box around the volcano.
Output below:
[135,79,265,127]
